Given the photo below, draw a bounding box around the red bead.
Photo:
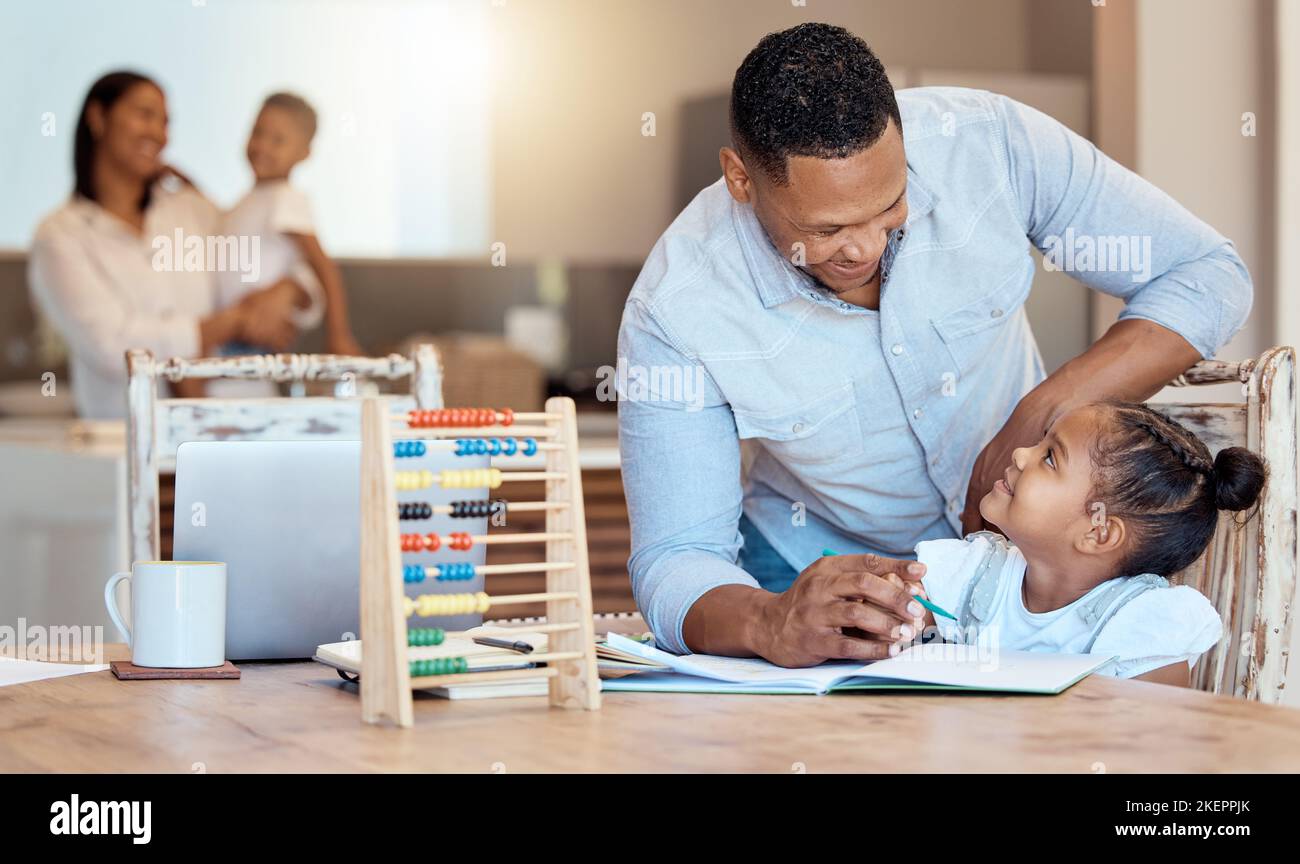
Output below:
[500,408,514,427]
[423,533,441,552]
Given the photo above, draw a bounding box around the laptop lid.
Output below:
[173,440,488,660]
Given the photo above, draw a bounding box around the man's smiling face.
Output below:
[723,117,909,305]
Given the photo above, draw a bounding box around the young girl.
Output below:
[914,400,1266,686]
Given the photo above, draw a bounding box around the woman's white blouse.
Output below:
[29,187,220,419]
[916,536,1224,678]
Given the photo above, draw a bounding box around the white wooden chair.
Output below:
[1160,347,1296,703]
[125,345,442,563]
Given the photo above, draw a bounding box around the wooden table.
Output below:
[3,644,1299,772]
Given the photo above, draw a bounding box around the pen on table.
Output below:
[472,636,535,654]
[820,547,958,621]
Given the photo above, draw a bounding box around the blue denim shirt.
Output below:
[617,87,1252,654]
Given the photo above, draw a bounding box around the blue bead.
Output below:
[503,438,518,456]
[474,439,487,454]
[523,437,538,457]
[488,438,502,456]
[415,441,426,456]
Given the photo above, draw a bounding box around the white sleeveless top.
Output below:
[916,535,1223,678]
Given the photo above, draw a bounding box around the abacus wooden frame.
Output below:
[358,395,601,727]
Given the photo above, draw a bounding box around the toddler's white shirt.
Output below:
[215,179,322,320]
[917,536,1223,678]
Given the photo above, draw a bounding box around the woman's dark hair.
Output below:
[73,70,160,203]
[730,23,900,186]
[1089,401,1267,577]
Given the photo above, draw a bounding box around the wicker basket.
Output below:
[416,332,546,411]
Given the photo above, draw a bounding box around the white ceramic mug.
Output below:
[104,561,227,668]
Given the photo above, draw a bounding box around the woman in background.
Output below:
[28,71,316,419]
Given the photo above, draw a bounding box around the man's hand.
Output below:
[751,553,927,667]
[959,396,1052,535]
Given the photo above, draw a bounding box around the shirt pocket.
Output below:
[930,269,1031,376]
[731,381,863,465]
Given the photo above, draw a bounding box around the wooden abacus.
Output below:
[358,396,601,727]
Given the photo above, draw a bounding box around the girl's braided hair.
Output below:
[1089,400,1267,577]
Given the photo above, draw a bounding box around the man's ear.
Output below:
[1074,513,1126,557]
[719,146,753,204]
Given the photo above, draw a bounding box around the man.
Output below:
[617,23,1251,666]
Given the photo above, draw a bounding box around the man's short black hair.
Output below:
[730,23,900,186]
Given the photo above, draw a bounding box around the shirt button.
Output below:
[913,408,923,419]
[891,343,904,356]
[948,499,959,511]
[990,308,1003,318]
[792,422,805,434]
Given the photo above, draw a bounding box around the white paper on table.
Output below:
[0,656,109,687]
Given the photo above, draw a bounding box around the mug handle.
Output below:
[104,571,132,647]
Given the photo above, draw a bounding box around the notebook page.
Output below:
[849,642,1112,692]
[605,632,865,692]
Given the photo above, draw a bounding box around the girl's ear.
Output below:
[1074,512,1126,557]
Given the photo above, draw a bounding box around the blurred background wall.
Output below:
[0,0,1289,409]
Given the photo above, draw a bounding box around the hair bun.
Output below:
[1212,447,1267,511]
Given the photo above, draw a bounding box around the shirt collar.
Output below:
[734,163,936,309]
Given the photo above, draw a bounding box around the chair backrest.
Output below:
[125,345,442,563]
[1157,348,1296,703]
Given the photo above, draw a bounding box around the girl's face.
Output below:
[95,82,167,181]
[979,405,1104,560]
[246,105,310,181]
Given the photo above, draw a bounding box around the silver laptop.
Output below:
[173,440,488,660]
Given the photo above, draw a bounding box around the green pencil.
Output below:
[821,547,958,621]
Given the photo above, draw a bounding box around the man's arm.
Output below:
[618,298,761,656]
[962,95,1253,532]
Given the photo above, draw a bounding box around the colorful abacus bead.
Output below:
[438,468,503,489]
[436,562,475,582]
[399,532,441,552]
[393,440,427,458]
[449,499,498,518]
[395,469,434,491]
[398,502,433,521]
[407,627,445,647]
[409,657,469,677]
[404,591,491,617]
[447,532,473,551]
[522,437,537,457]
[403,564,426,583]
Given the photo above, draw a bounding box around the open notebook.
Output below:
[599,633,1111,695]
